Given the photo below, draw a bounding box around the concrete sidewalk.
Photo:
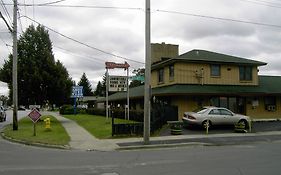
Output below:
[44,112,118,151]
[47,112,281,151]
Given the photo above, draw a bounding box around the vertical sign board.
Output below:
[109,76,127,92]
[71,86,83,114]
[28,108,42,136]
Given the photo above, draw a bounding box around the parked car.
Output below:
[183,106,250,129]
[0,106,7,122]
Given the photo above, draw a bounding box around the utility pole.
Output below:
[12,0,18,130]
[144,0,151,144]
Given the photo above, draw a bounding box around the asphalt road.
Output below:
[0,110,29,130]
[1,136,281,175]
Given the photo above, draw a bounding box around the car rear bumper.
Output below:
[182,117,201,127]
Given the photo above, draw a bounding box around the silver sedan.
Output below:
[182,107,251,129]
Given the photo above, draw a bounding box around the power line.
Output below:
[54,45,141,70]
[4,3,143,11]
[20,15,145,65]
[156,9,281,29]
[0,0,13,25]
[54,45,107,64]
[38,0,68,6]
[238,0,281,8]
[0,11,12,32]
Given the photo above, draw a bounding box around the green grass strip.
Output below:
[2,115,70,146]
[63,114,138,139]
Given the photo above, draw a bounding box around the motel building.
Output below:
[106,43,281,121]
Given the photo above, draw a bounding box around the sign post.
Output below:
[105,62,130,120]
[28,108,42,136]
[71,86,83,115]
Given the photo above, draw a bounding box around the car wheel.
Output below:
[202,120,212,129]
[238,119,248,129]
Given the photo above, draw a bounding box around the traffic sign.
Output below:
[71,86,83,98]
[28,108,42,123]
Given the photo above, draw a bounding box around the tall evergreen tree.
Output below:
[93,81,103,96]
[0,25,73,107]
[78,73,93,96]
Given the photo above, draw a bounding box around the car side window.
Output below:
[209,109,220,115]
[219,109,232,116]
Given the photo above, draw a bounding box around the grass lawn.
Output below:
[2,115,70,146]
[63,114,137,139]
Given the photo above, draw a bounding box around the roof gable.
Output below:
[177,50,267,65]
[152,49,267,69]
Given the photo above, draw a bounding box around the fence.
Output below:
[112,105,178,136]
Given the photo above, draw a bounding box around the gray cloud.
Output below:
[0,0,281,96]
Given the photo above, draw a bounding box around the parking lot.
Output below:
[160,120,281,136]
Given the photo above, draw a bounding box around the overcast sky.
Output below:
[1,0,281,96]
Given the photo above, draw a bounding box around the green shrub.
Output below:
[59,105,74,115]
[111,109,144,122]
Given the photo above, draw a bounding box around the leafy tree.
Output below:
[78,73,93,96]
[0,25,73,107]
[93,81,103,96]
[129,68,145,88]
[0,95,9,106]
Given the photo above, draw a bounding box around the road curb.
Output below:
[116,142,214,150]
[0,131,71,150]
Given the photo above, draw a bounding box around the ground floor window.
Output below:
[264,96,276,111]
[210,96,245,114]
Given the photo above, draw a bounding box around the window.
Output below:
[210,65,220,76]
[158,68,164,83]
[169,65,174,80]
[219,109,233,116]
[264,96,276,111]
[209,109,220,115]
[239,66,252,81]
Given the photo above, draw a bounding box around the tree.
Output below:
[129,68,145,88]
[93,81,103,96]
[78,73,93,96]
[0,25,73,107]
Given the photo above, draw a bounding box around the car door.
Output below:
[208,109,222,125]
[218,108,236,125]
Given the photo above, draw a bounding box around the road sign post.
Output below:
[28,108,42,136]
[71,86,83,115]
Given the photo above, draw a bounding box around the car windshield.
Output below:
[193,107,208,114]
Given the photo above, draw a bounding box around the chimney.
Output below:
[151,42,179,64]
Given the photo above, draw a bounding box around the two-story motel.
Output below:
[106,43,281,120]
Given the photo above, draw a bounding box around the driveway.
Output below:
[159,120,281,136]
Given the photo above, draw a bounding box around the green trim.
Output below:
[100,75,281,102]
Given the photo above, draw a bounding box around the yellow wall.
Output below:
[246,97,281,119]
[152,62,259,88]
[170,96,281,120]
[171,96,211,120]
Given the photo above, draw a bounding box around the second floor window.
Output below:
[169,65,174,80]
[239,66,252,81]
[210,64,220,76]
[158,68,164,83]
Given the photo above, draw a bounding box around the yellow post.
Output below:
[249,119,252,133]
[44,117,51,130]
[206,120,209,135]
